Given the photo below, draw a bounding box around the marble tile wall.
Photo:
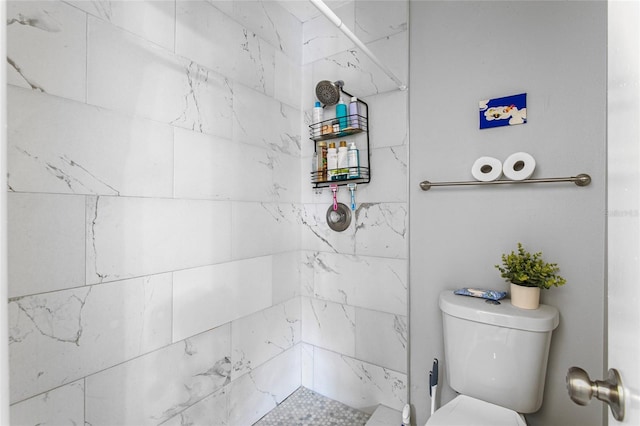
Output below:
[7,0,303,424]
[7,0,408,422]
[299,0,409,414]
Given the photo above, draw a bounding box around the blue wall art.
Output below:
[479,93,527,129]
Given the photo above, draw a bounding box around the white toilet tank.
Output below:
[439,290,559,413]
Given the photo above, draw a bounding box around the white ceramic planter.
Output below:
[510,283,541,309]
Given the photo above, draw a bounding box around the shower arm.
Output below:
[309,0,407,91]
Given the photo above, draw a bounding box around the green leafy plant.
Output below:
[495,243,567,289]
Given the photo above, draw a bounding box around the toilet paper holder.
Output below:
[419,173,591,191]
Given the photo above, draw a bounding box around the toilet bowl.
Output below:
[425,395,526,426]
[425,291,559,426]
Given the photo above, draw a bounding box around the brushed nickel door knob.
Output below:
[566,366,625,421]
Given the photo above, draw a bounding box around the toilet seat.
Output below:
[425,395,527,426]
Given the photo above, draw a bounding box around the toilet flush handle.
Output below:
[566,366,625,421]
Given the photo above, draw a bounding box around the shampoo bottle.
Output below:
[337,141,348,178]
[312,101,323,137]
[327,142,338,180]
[348,97,359,129]
[336,98,348,130]
[347,141,360,178]
[317,141,328,181]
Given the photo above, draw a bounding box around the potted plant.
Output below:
[495,243,566,309]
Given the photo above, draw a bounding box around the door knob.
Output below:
[566,366,625,421]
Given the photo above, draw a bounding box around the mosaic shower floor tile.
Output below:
[253,387,371,426]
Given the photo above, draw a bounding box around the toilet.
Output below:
[426,290,559,426]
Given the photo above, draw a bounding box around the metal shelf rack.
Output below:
[310,89,370,189]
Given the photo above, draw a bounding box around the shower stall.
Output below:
[3,0,409,424]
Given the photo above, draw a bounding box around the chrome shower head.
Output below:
[315,80,344,106]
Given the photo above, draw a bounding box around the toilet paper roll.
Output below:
[471,156,503,182]
[503,152,536,180]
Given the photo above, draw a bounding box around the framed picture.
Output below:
[479,93,527,129]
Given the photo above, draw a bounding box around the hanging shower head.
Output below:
[315,80,344,106]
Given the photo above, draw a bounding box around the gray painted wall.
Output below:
[408,2,607,426]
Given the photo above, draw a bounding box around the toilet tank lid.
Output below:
[439,290,559,332]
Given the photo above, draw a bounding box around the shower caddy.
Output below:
[309,90,370,189]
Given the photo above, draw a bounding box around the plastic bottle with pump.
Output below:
[327,142,338,180]
[347,141,360,178]
[317,141,328,181]
[336,98,348,130]
[312,101,323,137]
[337,141,348,178]
[348,97,359,129]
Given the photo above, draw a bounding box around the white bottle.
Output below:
[313,101,323,137]
[327,142,338,180]
[336,98,348,130]
[347,141,360,178]
[337,141,348,177]
[348,97,359,129]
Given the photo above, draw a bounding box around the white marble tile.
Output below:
[310,251,355,305]
[87,17,233,138]
[231,202,301,259]
[300,180,332,205]
[187,85,302,205]
[8,86,174,197]
[173,257,273,342]
[231,298,301,379]
[272,152,302,203]
[300,251,318,298]
[86,196,232,284]
[366,404,402,426]
[176,1,275,96]
[224,0,303,62]
[175,1,236,76]
[232,83,301,155]
[228,345,301,425]
[312,346,407,413]
[354,202,407,258]
[354,0,408,44]
[7,0,86,102]
[282,1,324,22]
[302,2,355,65]
[312,252,407,315]
[356,146,407,203]
[301,62,315,124]
[174,133,281,203]
[311,30,408,97]
[275,49,303,109]
[299,203,357,254]
[67,0,175,50]
[355,308,407,373]
[366,89,408,149]
[171,61,235,137]
[85,324,231,425]
[301,297,355,356]
[10,380,84,425]
[8,192,85,298]
[173,128,236,201]
[298,204,331,253]
[301,342,314,389]
[232,143,276,203]
[9,273,172,403]
[163,387,229,426]
[272,251,303,304]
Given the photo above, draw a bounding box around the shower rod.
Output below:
[419,173,592,191]
[309,0,407,91]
